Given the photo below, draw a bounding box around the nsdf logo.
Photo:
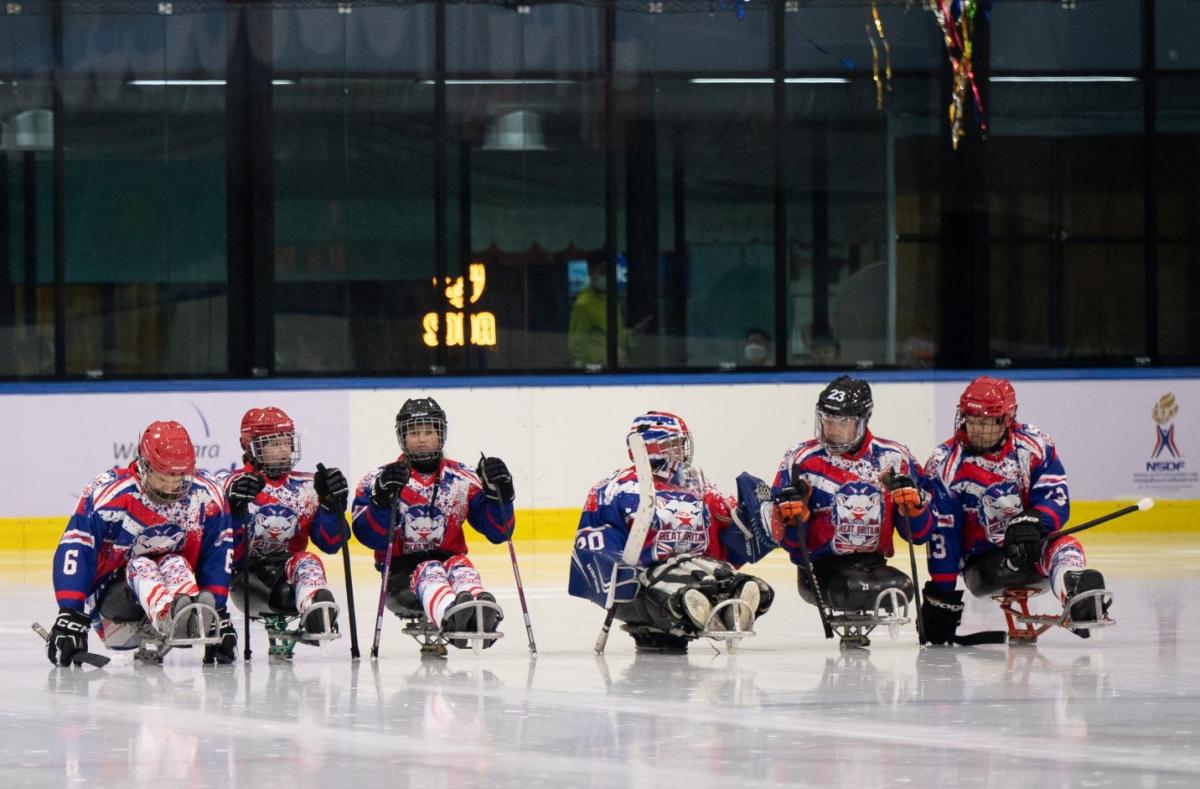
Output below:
[1151,393,1181,461]
[111,402,227,467]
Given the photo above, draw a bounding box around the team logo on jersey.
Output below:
[651,493,709,560]
[252,503,298,550]
[402,505,447,551]
[979,481,1023,542]
[831,481,882,554]
[129,523,186,557]
[1152,393,1181,459]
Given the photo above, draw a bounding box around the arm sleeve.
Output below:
[567,488,631,606]
[924,476,965,590]
[53,506,106,612]
[1028,441,1070,533]
[351,471,394,552]
[309,506,346,554]
[894,455,934,545]
[196,501,234,608]
[466,485,515,544]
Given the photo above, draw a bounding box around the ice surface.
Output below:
[2,543,1198,788]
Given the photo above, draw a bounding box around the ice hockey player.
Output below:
[772,376,933,642]
[47,420,232,666]
[569,411,776,653]
[351,397,515,649]
[922,376,1109,642]
[213,406,349,663]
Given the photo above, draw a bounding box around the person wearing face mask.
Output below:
[352,398,515,650]
[567,259,631,368]
[741,328,772,367]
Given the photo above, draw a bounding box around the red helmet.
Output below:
[239,406,300,476]
[955,376,1017,449]
[137,421,196,502]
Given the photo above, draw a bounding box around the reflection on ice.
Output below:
[3,556,1200,788]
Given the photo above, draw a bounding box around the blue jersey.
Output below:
[924,422,1069,587]
[568,465,752,607]
[53,463,233,615]
[771,430,933,563]
[217,464,344,570]
[351,456,513,567]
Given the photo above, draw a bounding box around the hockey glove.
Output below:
[370,461,411,509]
[920,582,964,645]
[610,562,640,604]
[477,456,515,504]
[882,471,928,518]
[47,608,91,667]
[1003,511,1044,570]
[203,608,237,665]
[776,479,812,525]
[313,463,349,513]
[228,473,265,519]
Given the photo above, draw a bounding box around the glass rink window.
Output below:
[0,0,1195,380]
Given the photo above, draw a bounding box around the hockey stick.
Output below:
[508,539,538,657]
[32,622,111,668]
[594,433,655,655]
[479,452,537,656]
[1042,498,1154,545]
[339,514,361,660]
[787,463,834,640]
[794,520,835,640]
[370,497,401,660]
[243,507,254,662]
[899,513,927,646]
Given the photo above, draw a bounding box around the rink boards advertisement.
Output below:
[1,374,1197,547]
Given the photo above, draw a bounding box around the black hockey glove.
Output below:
[610,562,640,604]
[477,456,515,504]
[1003,511,1044,570]
[228,473,265,519]
[370,461,411,509]
[920,582,964,645]
[47,608,91,667]
[203,608,237,665]
[313,463,349,513]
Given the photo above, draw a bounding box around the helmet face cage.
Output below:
[628,412,694,478]
[814,408,868,455]
[137,454,193,504]
[397,414,446,464]
[956,376,1017,452]
[249,431,301,476]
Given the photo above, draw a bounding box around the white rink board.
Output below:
[1,376,1196,518]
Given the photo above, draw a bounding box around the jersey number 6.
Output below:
[62,549,78,575]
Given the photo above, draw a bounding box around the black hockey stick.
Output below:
[795,520,835,640]
[339,514,361,660]
[370,496,401,660]
[898,513,927,646]
[243,503,254,662]
[1042,497,1154,546]
[32,623,111,668]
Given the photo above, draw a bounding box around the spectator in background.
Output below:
[809,333,840,366]
[742,328,773,367]
[568,260,626,369]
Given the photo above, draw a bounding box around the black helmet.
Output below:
[395,397,447,467]
[815,376,872,454]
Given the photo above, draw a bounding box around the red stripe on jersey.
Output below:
[55,590,87,601]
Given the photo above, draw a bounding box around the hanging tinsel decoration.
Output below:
[866,2,893,110]
[931,0,986,149]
